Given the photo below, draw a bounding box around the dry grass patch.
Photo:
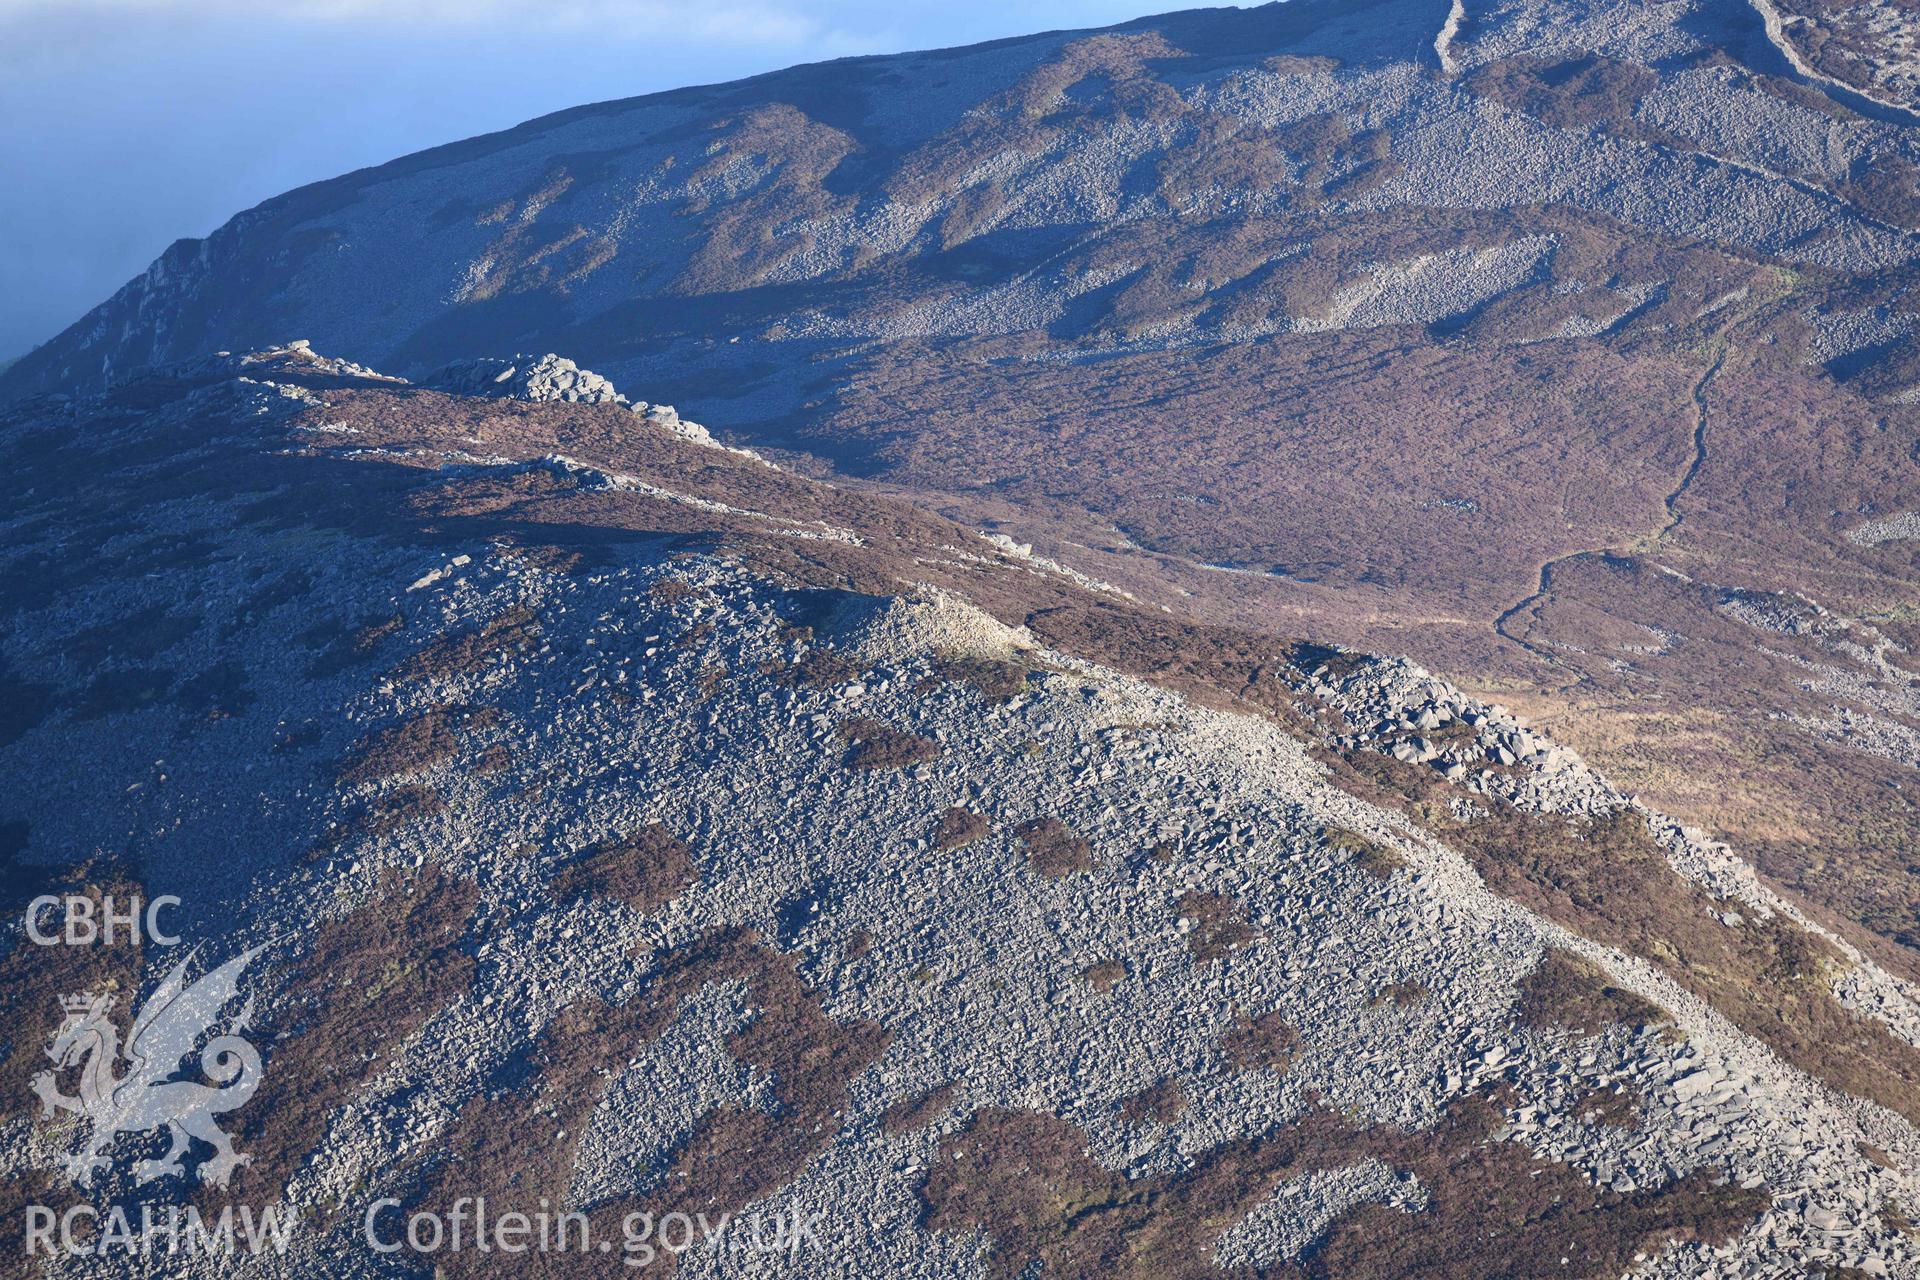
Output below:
[839,717,941,770]
[549,823,698,914]
[1017,818,1094,876]
[935,806,991,850]
[1175,890,1260,961]
[1327,825,1406,879]
[1222,1008,1298,1072]
[1515,948,1672,1035]
[391,604,539,682]
[1118,1077,1187,1126]
[881,1082,958,1137]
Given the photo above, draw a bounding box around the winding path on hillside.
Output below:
[1492,349,1727,674]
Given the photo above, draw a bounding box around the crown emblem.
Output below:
[59,993,109,1015]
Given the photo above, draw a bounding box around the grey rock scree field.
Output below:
[5,0,1920,1275]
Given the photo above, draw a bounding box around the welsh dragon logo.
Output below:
[32,945,265,1189]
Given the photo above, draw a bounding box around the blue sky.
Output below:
[0,0,1190,362]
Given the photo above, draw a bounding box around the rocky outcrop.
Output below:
[424,352,739,452]
[425,352,631,406]
[1302,646,1920,1052]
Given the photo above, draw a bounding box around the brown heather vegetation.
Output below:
[672,618,714,650]
[1463,53,1669,142]
[816,221,1748,612]
[1515,948,1673,1035]
[1838,148,1920,235]
[936,653,1036,703]
[881,1082,959,1137]
[1175,890,1262,961]
[0,24,1913,1273]
[413,928,886,1279]
[0,821,30,898]
[681,498,1920,1135]
[304,611,404,677]
[1576,1087,1640,1129]
[548,823,698,914]
[65,603,200,666]
[0,869,152,1260]
[1017,818,1095,877]
[1221,1009,1297,1073]
[648,578,702,605]
[0,657,54,748]
[334,704,502,787]
[1325,826,1406,880]
[838,716,942,770]
[236,871,478,1203]
[493,540,587,576]
[1083,959,1128,992]
[473,740,512,774]
[8,346,1908,1207]
[71,666,174,719]
[687,192,1920,1009]
[1295,1104,1763,1280]
[923,1105,1340,1280]
[173,657,256,720]
[921,1093,1763,1280]
[1118,1077,1188,1126]
[934,806,991,850]
[343,783,448,845]
[1326,746,1920,1125]
[1370,981,1429,1008]
[1286,641,1367,682]
[1499,552,1920,984]
[694,662,727,699]
[0,869,151,1102]
[1770,0,1919,111]
[391,603,539,682]
[773,644,866,688]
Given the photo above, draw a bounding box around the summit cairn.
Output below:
[425,353,725,447]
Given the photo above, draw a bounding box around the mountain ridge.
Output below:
[12,0,1919,404]
[8,0,1918,1002]
[5,0,1920,1265]
[3,343,1918,1273]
